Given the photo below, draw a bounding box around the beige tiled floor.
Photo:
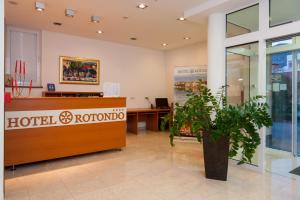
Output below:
[5,131,300,200]
[266,148,300,181]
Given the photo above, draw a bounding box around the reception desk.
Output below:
[4,97,126,166]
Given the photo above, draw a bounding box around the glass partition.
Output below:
[270,0,300,27]
[226,4,259,38]
[226,42,259,165]
[226,43,259,104]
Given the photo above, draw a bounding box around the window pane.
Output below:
[270,0,300,27]
[226,43,259,104]
[226,4,259,38]
[8,29,40,86]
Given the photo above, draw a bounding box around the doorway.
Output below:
[266,35,300,178]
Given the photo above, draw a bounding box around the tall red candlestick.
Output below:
[15,60,18,73]
[29,80,32,95]
[19,60,22,74]
[23,62,26,75]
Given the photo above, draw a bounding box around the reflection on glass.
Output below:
[226,4,259,38]
[270,0,300,27]
[226,42,259,165]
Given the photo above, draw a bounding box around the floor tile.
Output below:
[4,131,300,200]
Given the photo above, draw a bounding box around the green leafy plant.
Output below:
[163,82,272,165]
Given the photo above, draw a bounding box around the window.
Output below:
[226,4,259,38]
[270,0,300,27]
[6,27,41,86]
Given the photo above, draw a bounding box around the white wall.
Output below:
[164,42,207,102]
[0,0,4,198]
[30,31,167,108]
[5,29,209,110]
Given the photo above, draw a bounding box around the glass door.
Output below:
[266,50,293,153]
[266,36,300,177]
[297,50,300,155]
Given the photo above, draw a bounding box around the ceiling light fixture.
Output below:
[184,37,191,40]
[137,3,148,9]
[65,9,75,17]
[53,22,62,26]
[91,16,101,23]
[177,17,186,21]
[35,1,45,12]
[97,30,103,34]
[8,1,18,5]
[130,37,137,41]
[162,43,168,47]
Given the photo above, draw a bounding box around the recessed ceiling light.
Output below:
[162,43,168,46]
[35,1,45,12]
[137,3,148,9]
[53,22,62,26]
[184,37,191,40]
[97,30,103,34]
[177,17,186,21]
[8,1,18,5]
[65,9,75,17]
[91,16,101,23]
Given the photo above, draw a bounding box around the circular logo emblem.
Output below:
[59,111,73,124]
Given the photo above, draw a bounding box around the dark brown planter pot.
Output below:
[202,131,230,181]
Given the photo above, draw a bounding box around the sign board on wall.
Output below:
[174,66,207,106]
[173,66,207,137]
[5,107,126,130]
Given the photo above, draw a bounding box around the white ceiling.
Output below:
[5,0,209,50]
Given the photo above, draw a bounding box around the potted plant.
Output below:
[163,82,272,181]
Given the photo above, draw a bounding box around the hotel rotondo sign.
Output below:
[5,107,126,130]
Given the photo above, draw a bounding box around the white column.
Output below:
[0,0,4,198]
[207,13,226,94]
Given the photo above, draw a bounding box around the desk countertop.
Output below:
[127,108,170,113]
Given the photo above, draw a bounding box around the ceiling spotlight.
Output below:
[53,22,62,26]
[177,17,186,21]
[184,37,191,40]
[91,16,101,23]
[8,1,18,5]
[65,9,75,17]
[97,30,103,34]
[137,3,148,9]
[35,1,45,12]
[162,43,168,47]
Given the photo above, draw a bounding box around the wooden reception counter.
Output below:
[4,97,126,166]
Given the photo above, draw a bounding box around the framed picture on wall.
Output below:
[59,56,100,85]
